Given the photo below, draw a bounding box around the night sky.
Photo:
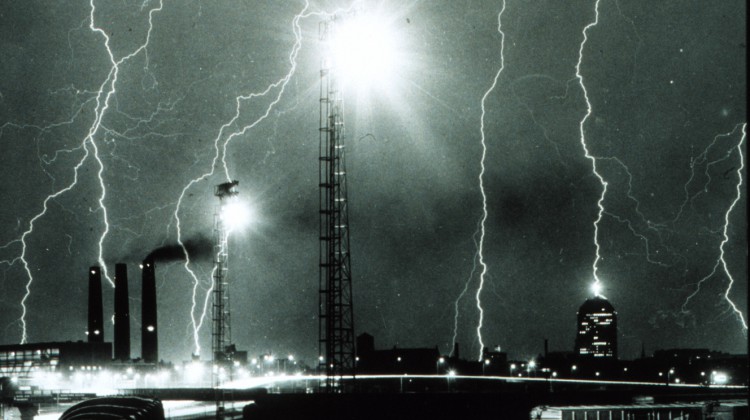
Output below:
[0,0,746,365]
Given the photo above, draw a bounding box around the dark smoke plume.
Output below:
[145,235,213,262]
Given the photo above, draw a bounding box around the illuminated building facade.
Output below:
[575,296,617,360]
[0,341,111,378]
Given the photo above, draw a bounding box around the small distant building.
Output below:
[356,333,440,375]
[481,346,508,375]
[652,348,716,364]
[0,341,112,378]
[575,296,617,360]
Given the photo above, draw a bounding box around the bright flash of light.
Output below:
[331,12,398,89]
[576,0,606,293]
[474,0,507,361]
[221,199,254,233]
[591,281,602,297]
[712,372,729,385]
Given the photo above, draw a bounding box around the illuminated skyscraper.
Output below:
[575,296,617,359]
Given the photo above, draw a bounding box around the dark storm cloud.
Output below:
[144,235,213,263]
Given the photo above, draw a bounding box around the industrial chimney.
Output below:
[87,266,104,343]
[114,263,131,361]
[141,258,158,363]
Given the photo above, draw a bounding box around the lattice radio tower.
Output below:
[318,16,356,392]
[213,180,238,417]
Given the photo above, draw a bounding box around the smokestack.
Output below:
[544,338,549,358]
[141,258,158,363]
[114,263,131,361]
[87,266,104,343]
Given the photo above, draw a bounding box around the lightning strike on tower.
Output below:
[318,12,356,393]
[576,0,606,294]
[212,180,244,417]
[473,0,506,361]
[174,1,317,356]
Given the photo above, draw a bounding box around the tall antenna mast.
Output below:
[213,180,238,418]
[318,15,356,393]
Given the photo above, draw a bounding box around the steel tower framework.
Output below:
[318,17,356,392]
[212,180,238,418]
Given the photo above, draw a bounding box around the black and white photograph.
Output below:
[0,1,746,418]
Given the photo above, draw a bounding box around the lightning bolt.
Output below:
[598,156,677,268]
[575,0,606,293]
[672,127,744,225]
[0,0,165,343]
[474,0,506,361]
[451,222,481,356]
[88,0,164,286]
[175,1,352,356]
[681,123,747,330]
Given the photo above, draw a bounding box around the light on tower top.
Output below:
[215,180,254,233]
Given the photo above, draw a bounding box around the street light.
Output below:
[711,371,728,385]
[436,357,445,374]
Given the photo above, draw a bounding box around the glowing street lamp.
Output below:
[666,368,675,386]
[711,371,728,385]
[447,369,456,390]
[436,357,445,374]
[528,360,537,377]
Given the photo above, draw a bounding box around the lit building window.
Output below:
[574,296,617,360]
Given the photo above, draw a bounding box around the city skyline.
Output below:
[0,0,746,364]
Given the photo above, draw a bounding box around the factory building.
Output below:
[356,333,440,375]
[0,341,112,378]
[574,295,617,360]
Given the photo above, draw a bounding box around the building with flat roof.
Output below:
[0,341,111,378]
